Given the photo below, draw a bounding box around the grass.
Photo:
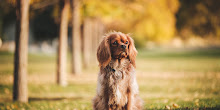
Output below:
[0,48,220,109]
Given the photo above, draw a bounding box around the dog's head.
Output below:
[97,32,137,68]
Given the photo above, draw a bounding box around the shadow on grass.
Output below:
[29,96,83,101]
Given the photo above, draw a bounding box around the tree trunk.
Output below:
[57,0,70,86]
[13,0,30,102]
[82,18,92,69]
[71,0,81,74]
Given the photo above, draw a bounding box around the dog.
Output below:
[93,31,143,110]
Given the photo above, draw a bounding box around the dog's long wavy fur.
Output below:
[93,32,143,110]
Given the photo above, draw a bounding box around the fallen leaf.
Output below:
[173,103,180,108]
[165,105,171,109]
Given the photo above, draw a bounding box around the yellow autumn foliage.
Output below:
[83,0,179,45]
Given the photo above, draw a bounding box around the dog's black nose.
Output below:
[121,45,126,49]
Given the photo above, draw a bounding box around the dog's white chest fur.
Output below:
[96,59,132,106]
[108,69,123,105]
[97,69,125,105]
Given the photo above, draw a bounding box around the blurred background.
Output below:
[1,0,220,50]
[0,0,220,109]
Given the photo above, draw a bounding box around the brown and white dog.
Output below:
[93,32,143,110]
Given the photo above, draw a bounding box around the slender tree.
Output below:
[13,0,30,102]
[82,18,92,69]
[71,0,81,74]
[57,0,70,86]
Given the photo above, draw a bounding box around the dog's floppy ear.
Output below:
[97,36,111,68]
[127,35,138,68]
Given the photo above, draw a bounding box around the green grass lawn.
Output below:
[0,48,220,110]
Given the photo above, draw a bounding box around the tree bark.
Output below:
[82,18,92,69]
[71,0,81,74]
[57,0,70,86]
[13,0,30,102]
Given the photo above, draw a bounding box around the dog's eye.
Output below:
[113,41,117,45]
[125,41,128,44]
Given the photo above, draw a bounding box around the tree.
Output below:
[176,0,220,38]
[57,0,70,86]
[82,18,92,69]
[71,0,81,74]
[82,18,105,68]
[13,0,30,102]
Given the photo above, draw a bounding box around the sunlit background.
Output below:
[0,0,220,109]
